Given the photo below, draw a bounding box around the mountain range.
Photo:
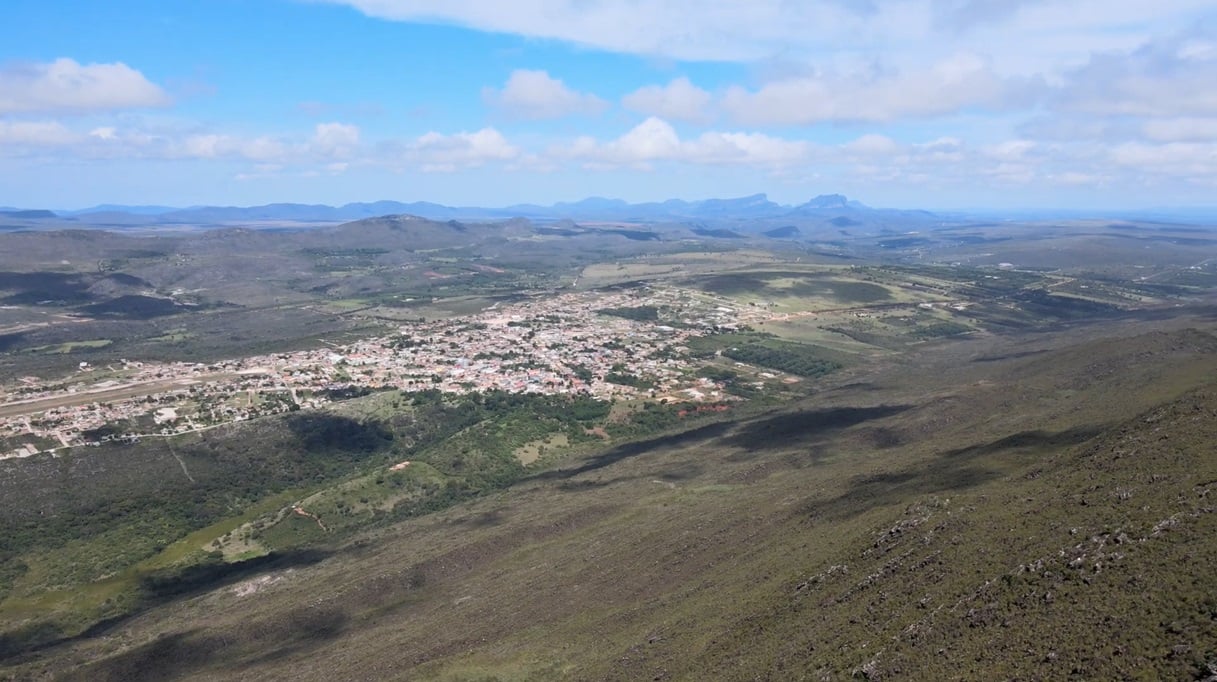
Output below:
[5,195,1214,235]
[2,194,922,227]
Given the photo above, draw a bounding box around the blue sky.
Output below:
[2,0,1216,210]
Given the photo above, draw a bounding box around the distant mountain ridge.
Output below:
[0,209,58,219]
[7,198,1217,230]
[40,193,889,225]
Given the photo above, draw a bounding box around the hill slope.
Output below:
[5,321,1217,681]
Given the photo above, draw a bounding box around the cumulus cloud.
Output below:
[721,53,1041,124]
[171,133,289,162]
[311,122,361,158]
[395,128,520,172]
[1007,24,1217,192]
[0,115,519,173]
[483,69,606,120]
[563,117,809,169]
[180,134,229,159]
[844,134,902,156]
[622,78,713,123]
[94,124,360,164]
[0,58,170,114]
[838,132,1053,186]
[9,122,329,164]
[241,136,291,162]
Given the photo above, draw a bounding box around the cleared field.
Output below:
[682,268,951,312]
[578,251,792,288]
[755,316,894,353]
[513,432,570,465]
[22,339,113,354]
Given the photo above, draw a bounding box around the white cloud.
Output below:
[174,134,289,162]
[591,117,680,163]
[311,122,361,158]
[1143,118,1217,142]
[721,53,1040,124]
[89,126,118,141]
[1108,141,1217,176]
[1018,115,1140,143]
[913,136,966,162]
[1055,29,1217,117]
[314,0,1217,67]
[317,1,857,62]
[234,164,286,182]
[182,134,230,159]
[0,58,170,114]
[622,78,712,123]
[0,116,518,173]
[403,128,520,172]
[0,120,78,147]
[837,133,1059,187]
[241,136,290,162]
[483,69,606,120]
[562,117,809,169]
[981,161,1036,184]
[983,139,1036,161]
[844,134,901,156]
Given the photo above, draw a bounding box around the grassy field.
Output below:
[21,339,113,354]
[576,250,791,289]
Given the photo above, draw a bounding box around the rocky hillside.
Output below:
[4,323,1217,681]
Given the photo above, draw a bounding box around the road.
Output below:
[0,372,247,419]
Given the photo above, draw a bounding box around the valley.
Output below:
[0,209,1215,680]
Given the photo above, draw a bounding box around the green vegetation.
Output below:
[695,365,764,399]
[685,270,894,305]
[688,332,847,378]
[685,331,775,358]
[22,339,113,354]
[603,363,656,390]
[721,340,842,377]
[907,320,973,339]
[596,305,659,321]
[146,329,195,344]
[0,388,639,654]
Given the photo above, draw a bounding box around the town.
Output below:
[0,285,769,458]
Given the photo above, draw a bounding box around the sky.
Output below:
[2,0,1216,210]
